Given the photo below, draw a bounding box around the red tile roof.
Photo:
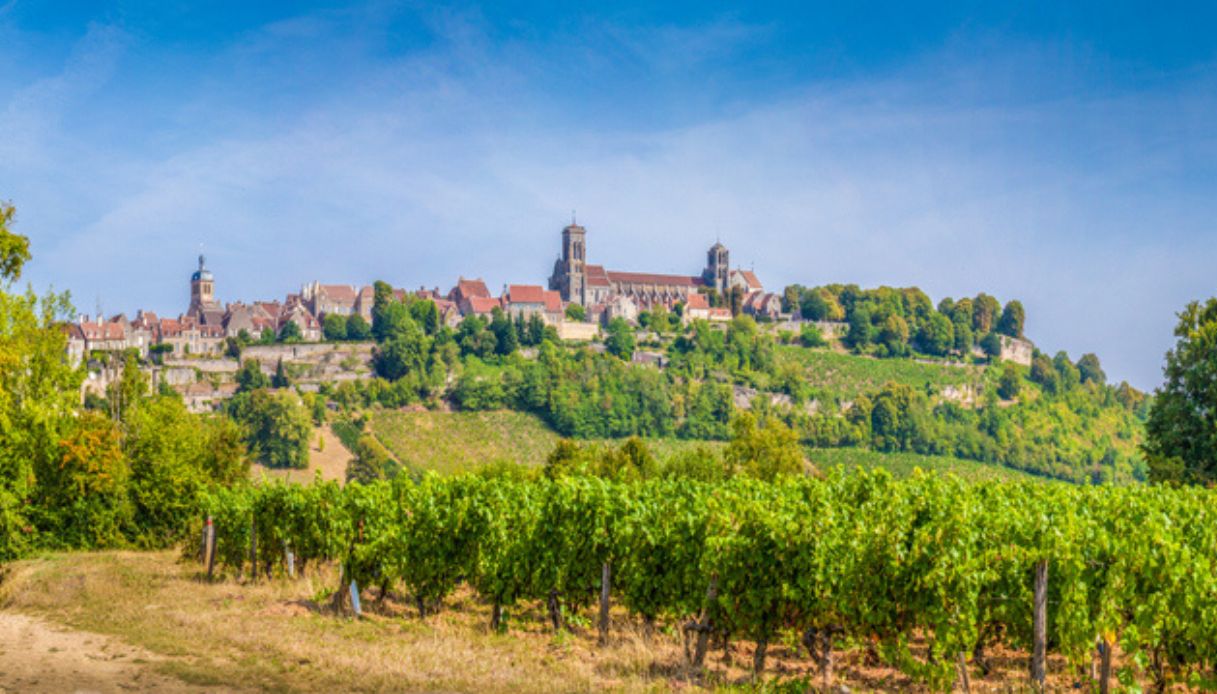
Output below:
[686,293,709,310]
[736,270,763,291]
[543,290,563,313]
[454,277,491,300]
[606,270,704,287]
[507,284,546,304]
[319,284,358,304]
[585,265,611,287]
[465,296,502,314]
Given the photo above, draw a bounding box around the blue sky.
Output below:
[2,2,1215,389]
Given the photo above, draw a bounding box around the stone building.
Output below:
[187,255,223,326]
[547,221,749,311]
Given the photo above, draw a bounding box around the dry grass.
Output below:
[0,551,1166,692]
[250,425,350,485]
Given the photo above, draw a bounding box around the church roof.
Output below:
[606,270,704,287]
[506,284,546,305]
[585,265,611,287]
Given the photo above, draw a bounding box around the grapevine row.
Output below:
[195,472,1217,690]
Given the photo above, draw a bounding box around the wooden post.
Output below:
[598,561,611,644]
[1098,637,1112,694]
[1031,559,1048,690]
[957,651,971,693]
[546,590,562,631]
[248,517,258,584]
[692,575,719,668]
[204,516,217,581]
[752,638,768,676]
[491,603,503,632]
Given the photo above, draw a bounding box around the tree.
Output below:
[997,363,1022,400]
[605,318,635,360]
[1076,353,1105,385]
[1053,351,1080,391]
[879,314,910,356]
[235,358,269,393]
[972,293,1001,334]
[952,312,974,354]
[1029,354,1059,394]
[782,285,800,314]
[979,331,1002,359]
[799,323,826,348]
[271,358,291,388]
[258,327,275,344]
[34,413,132,549]
[0,202,31,282]
[565,303,585,322]
[345,314,371,341]
[844,306,873,351]
[916,312,954,356]
[229,389,312,469]
[997,300,1025,338]
[1144,298,1217,484]
[489,309,518,356]
[724,412,803,480]
[278,319,302,343]
[323,313,348,341]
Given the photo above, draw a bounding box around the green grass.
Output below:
[807,447,1044,483]
[777,345,981,400]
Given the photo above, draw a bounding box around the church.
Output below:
[548,221,754,312]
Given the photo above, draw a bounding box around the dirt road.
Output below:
[0,611,221,693]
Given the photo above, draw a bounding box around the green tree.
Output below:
[724,412,804,480]
[0,202,31,282]
[565,303,586,322]
[323,313,348,341]
[879,314,910,356]
[997,362,1022,400]
[979,331,1002,359]
[1077,353,1105,385]
[489,309,518,356]
[271,358,291,388]
[799,323,826,348]
[972,293,1001,334]
[34,413,133,549]
[229,389,312,469]
[916,312,954,356]
[997,300,1025,338]
[1053,351,1080,391]
[844,306,873,351]
[345,314,371,341]
[1029,353,1059,394]
[605,318,635,360]
[1144,298,1217,484]
[235,358,269,393]
[278,319,302,343]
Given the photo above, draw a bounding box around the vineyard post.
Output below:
[198,518,208,564]
[1031,559,1048,689]
[692,575,719,668]
[957,651,971,693]
[205,516,216,582]
[349,579,362,618]
[285,543,295,579]
[1099,638,1112,694]
[248,516,258,584]
[598,561,611,645]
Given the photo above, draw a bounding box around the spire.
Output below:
[198,253,206,271]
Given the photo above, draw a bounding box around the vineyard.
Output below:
[196,470,1217,692]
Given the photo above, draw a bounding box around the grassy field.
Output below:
[807,447,1042,483]
[777,346,982,400]
[369,410,722,474]
[0,551,1097,693]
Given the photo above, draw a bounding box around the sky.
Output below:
[1,1,1215,390]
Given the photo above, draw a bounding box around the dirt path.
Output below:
[0,610,223,693]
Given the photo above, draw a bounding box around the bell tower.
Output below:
[704,242,729,294]
[549,220,588,304]
[188,254,218,318]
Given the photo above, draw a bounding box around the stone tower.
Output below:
[704,242,730,294]
[188,254,218,317]
[549,222,588,304]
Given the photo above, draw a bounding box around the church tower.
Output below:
[549,221,588,304]
[704,242,730,294]
[188,254,219,318]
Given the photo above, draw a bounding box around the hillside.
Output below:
[775,345,981,401]
[364,409,1042,482]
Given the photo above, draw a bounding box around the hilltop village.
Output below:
[66,222,797,409]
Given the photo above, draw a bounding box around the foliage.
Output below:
[604,318,635,360]
[565,303,585,322]
[228,389,312,469]
[1144,298,1217,484]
